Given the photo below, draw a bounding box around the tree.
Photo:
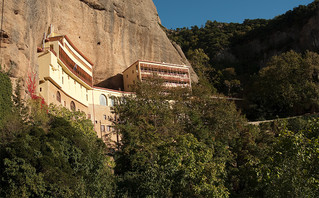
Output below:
[221,67,241,97]
[248,50,319,119]
[113,79,249,197]
[0,70,12,128]
[260,119,319,197]
[0,106,116,198]
[26,70,49,128]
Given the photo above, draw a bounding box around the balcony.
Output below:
[141,73,190,83]
[59,46,93,86]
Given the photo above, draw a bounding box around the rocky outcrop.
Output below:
[0,0,197,86]
[230,7,319,69]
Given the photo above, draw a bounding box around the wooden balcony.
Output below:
[59,46,93,86]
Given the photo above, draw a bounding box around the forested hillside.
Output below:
[1,68,319,197]
[167,0,319,120]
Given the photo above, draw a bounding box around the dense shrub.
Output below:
[0,108,116,197]
[0,71,12,127]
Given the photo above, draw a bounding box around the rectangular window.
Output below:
[101,125,105,132]
[107,125,111,132]
[88,114,91,119]
[103,115,107,120]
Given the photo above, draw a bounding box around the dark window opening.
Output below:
[70,101,76,111]
[56,91,61,103]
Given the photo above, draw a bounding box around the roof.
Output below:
[46,35,94,66]
[93,86,134,95]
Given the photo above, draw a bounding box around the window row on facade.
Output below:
[56,90,77,111]
[140,66,189,77]
[99,94,116,107]
[100,125,115,132]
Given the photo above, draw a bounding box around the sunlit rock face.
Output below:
[1,0,197,86]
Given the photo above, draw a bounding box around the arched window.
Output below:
[56,91,61,103]
[70,101,76,111]
[99,94,107,106]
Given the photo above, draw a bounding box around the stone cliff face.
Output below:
[230,7,319,69]
[1,0,196,87]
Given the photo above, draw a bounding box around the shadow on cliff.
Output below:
[95,74,124,91]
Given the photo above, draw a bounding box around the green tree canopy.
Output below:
[0,106,116,198]
[0,71,12,127]
[248,50,319,119]
[114,79,249,197]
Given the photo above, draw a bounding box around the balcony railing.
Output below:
[141,73,190,83]
[59,46,93,86]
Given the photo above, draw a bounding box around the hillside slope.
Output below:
[168,1,319,95]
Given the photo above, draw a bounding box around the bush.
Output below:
[0,71,12,127]
[0,110,116,197]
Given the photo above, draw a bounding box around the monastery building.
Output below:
[37,33,191,144]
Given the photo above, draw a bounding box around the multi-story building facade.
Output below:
[38,34,95,114]
[123,60,192,92]
[38,33,132,144]
[89,86,127,144]
[38,33,192,144]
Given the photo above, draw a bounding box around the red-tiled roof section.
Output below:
[59,46,93,86]
[46,36,64,45]
[47,35,94,66]
[93,86,134,94]
[64,35,94,66]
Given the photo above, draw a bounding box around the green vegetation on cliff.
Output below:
[247,50,319,119]
[0,69,13,128]
[167,1,319,120]
[169,0,319,73]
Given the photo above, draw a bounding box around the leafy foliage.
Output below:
[1,67,318,197]
[167,1,319,98]
[247,50,319,119]
[0,116,115,197]
[258,118,319,197]
[0,70,13,128]
[114,79,248,197]
[0,90,115,197]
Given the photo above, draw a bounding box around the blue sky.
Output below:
[153,0,314,29]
